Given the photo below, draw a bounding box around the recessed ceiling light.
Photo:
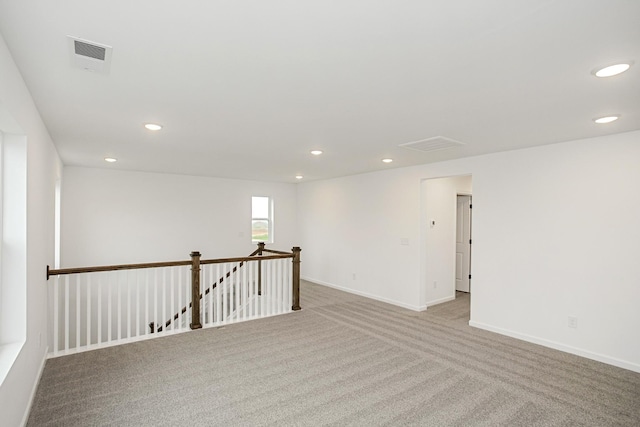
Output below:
[295,175,304,180]
[144,123,162,131]
[594,115,619,124]
[382,158,393,163]
[104,157,117,163]
[593,62,632,78]
[310,150,323,156]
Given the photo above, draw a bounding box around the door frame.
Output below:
[419,174,473,310]
[456,193,472,294]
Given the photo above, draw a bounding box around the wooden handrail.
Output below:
[46,253,292,280]
[261,248,291,255]
[200,253,292,265]
[47,260,191,279]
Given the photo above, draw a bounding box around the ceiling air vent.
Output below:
[399,136,464,153]
[67,36,112,74]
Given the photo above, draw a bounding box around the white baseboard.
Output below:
[424,295,455,309]
[20,346,48,427]
[302,276,425,312]
[469,321,640,374]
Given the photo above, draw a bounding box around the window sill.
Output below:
[0,341,24,387]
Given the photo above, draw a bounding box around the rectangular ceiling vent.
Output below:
[67,36,112,74]
[399,136,465,153]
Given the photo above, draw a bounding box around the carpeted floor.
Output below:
[27,281,640,426]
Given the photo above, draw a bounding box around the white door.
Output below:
[455,195,472,292]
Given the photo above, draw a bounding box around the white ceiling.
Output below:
[0,0,638,183]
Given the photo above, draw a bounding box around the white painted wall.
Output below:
[0,33,61,426]
[469,132,640,372]
[61,167,298,267]
[422,175,472,307]
[297,167,425,309]
[298,130,640,372]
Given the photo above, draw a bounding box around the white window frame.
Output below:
[0,131,28,385]
[251,196,273,244]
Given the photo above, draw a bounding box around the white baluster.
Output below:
[175,267,182,329]
[153,269,158,334]
[201,264,206,326]
[203,264,208,327]
[215,264,221,324]
[127,271,132,339]
[224,263,229,322]
[185,266,190,326]
[53,276,59,354]
[276,260,281,314]
[97,275,102,345]
[270,260,275,314]
[208,265,214,326]
[145,272,150,335]
[64,275,69,352]
[170,267,175,331]
[263,261,269,316]
[234,263,240,320]
[289,258,293,311]
[248,261,255,318]
[117,272,122,341]
[87,275,92,347]
[276,259,281,314]
[135,271,140,338]
[261,261,266,317]
[162,268,167,333]
[242,261,247,320]
[76,275,81,349]
[273,261,278,314]
[107,272,113,344]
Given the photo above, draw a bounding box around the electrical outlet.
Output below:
[568,316,578,329]
[352,273,356,280]
[433,281,437,289]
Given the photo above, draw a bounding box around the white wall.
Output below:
[470,132,640,372]
[61,167,298,267]
[0,33,61,426]
[298,130,640,372]
[297,167,427,309]
[422,175,472,307]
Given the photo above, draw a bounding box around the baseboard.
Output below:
[302,276,425,312]
[20,346,48,427]
[469,321,640,374]
[424,295,455,309]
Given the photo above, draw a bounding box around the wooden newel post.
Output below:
[257,242,265,296]
[292,246,301,311]
[190,251,202,330]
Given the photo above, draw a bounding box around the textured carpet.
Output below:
[27,281,640,426]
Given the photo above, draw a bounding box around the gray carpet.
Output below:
[27,281,640,426]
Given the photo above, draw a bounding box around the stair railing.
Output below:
[150,246,261,333]
[46,244,301,357]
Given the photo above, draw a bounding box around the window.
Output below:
[251,196,273,243]
[0,133,27,341]
[0,130,27,384]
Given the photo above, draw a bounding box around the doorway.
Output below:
[421,174,472,309]
[455,195,472,293]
